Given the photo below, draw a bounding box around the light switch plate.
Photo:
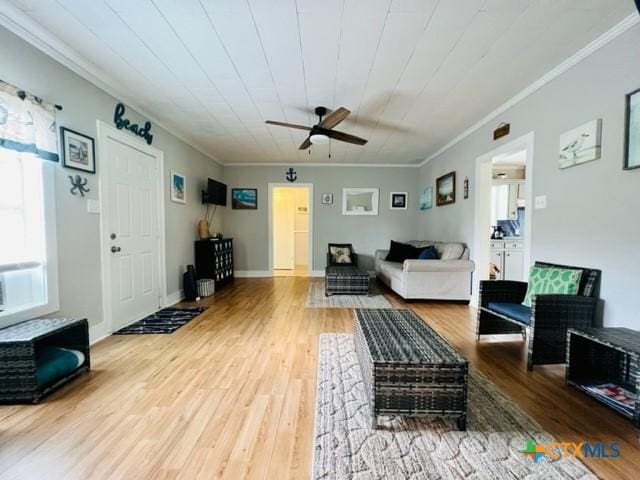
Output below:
[534,195,547,209]
[87,199,100,214]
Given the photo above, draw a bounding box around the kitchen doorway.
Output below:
[472,132,534,306]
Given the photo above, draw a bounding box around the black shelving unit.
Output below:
[566,327,640,426]
[195,238,234,291]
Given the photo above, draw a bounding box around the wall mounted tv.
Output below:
[202,178,227,206]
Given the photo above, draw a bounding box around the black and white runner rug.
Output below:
[114,307,207,335]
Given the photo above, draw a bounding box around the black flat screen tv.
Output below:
[203,178,227,206]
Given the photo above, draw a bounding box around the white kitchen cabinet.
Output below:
[492,181,523,221]
[490,239,524,281]
[503,249,524,281]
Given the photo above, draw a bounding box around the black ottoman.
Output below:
[325,266,370,296]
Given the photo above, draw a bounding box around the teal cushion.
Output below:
[418,246,439,260]
[35,347,84,388]
[522,267,583,307]
[488,302,532,325]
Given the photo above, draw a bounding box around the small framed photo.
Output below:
[232,188,258,209]
[436,171,456,206]
[60,127,96,174]
[624,88,640,170]
[419,186,433,210]
[321,193,333,205]
[390,192,407,210]
[170,171,186,204]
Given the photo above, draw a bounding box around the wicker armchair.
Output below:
[477,261,601,371]
[326,243,358,267]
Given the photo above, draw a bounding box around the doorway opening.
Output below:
[472,132,534,306]
[269,184,313,277]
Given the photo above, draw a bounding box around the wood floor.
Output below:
[1,277,638,479]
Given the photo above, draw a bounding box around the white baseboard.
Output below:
[235,270,271,277]
[89,322,109,345]
[310,270,325,277]
[165,290,184,306]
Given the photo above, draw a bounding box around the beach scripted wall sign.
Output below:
[113,103,154,145]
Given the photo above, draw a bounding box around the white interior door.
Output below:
[105,136,161,330]
[273,188,294,270]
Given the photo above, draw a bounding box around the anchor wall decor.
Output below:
[285,167,297,182]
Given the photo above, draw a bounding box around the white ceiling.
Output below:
[3,0,635,165]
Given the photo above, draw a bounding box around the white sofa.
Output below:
[375,241,475,301]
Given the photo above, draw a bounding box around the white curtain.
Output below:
[0,79,58,162]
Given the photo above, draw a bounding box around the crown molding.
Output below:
[418,12,640,168]
[0,0,224,167]
[223,162,420,168]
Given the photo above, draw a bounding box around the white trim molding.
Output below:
[419,13,640,167]
[235,270,272,278]
[165,290,184,306]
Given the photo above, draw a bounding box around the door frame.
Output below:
[471,131,534,306]
[268,183,314,274]
[97,121,167,335]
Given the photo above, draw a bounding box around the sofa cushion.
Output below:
[385,240,421,263]
[522,266,583,307]
[437,243,465,260]
[35,346,85,388]
[418,246,439,260]
[487,302,532,325]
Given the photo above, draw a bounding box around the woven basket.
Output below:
[197,279,215,297]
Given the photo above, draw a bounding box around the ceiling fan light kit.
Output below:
[266,105,368,151]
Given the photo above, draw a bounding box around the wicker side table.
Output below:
[566,327,640,426]
[325,266,369,296]
[354,308,468,430]
[0,318,90,403]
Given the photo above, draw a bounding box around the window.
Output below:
[0,148,58,326]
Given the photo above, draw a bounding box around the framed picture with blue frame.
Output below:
[232,188,258,209]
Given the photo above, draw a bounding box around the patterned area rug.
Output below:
[313,334,595,480]
[305,279,392,309]
[114,307,207,334]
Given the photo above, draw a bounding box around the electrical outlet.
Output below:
[534,195,547,209]
[87,199,100,214]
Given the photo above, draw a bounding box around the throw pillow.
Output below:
[522,267,583,307]
[385,240,421,263]
[329,246,352,264]
[418,246,439,260]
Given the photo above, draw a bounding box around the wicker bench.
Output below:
[325,266,369,296]
[0,318,90,403]
[354,308,468,430]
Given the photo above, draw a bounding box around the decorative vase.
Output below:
[197,219,210,239]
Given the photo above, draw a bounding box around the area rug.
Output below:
[305,279,392,309]
[113,307,207,335]
[313,333,595,480]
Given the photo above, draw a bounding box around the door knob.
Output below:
[111,246,121,253]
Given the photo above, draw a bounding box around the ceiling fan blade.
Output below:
[325,129,368,146]
[298,136,312,150]
[265,120,311,131]
[319,107,350,129]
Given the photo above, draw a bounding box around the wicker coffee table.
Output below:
[325,266,369,296]
[354,308,468,430]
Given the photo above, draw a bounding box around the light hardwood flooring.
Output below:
[1,277,639,479]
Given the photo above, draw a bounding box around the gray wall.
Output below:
[417,25,640,328]
[222,166,420,272]
[0,26,222,332]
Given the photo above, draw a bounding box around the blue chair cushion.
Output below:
[418,245,439,260]
[487,302,532,326]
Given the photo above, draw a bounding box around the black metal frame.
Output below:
[566,327,640,426]
[476,262,601,371]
